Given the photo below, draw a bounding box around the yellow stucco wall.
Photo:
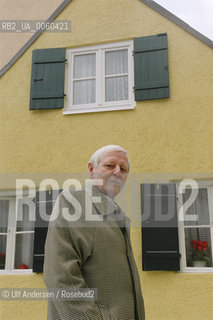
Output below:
[0,0,62,70]
[0,275,46,320]
[0,0,213,319]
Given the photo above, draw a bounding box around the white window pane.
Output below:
[105,49,128,75]
[15,233,34,269]
[74,54,96,79]
[183,188,210,226]
[105,76,128,102]
[185,227,212,267]
[73,80,96,105]
[0,200,9,233]
[16,200,35,232]
[0,235,6,270]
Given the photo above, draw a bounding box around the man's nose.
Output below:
[113,165,121,175]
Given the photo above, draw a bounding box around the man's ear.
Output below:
[88,162,94,178]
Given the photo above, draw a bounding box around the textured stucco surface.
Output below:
[0,274,47,320]
[131,227,213,320]
[0,0,62,70]
[0,0,213,319]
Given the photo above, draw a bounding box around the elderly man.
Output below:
[43,145,145,320]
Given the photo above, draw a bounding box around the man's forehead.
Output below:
[100,151,128,164]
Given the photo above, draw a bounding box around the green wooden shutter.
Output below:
[33,189,62,273]
[134,33,169,101]
[29,48,66,110]
[141,183,180,271]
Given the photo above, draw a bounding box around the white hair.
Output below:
[88,145,130,170]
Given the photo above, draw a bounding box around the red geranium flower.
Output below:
[190,240,208,251]
[202,241,208,248]
[18,263,28,269]
[190,239,210,264]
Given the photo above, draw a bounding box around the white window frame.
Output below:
[64,40,135,115]
[0,191,35,274]
[177,181,213,273]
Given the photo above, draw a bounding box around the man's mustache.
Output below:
[105,178,124,186]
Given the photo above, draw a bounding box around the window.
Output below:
[0,189,61,274]
[0,194,35,273]
[141,181,213,272]
[29,34,169,111]
[178,182,213,272]
[64,41,135,114]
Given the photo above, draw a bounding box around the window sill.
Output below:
[181,267,213,273]
[0,269,33,275]
[63,103,135,115]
